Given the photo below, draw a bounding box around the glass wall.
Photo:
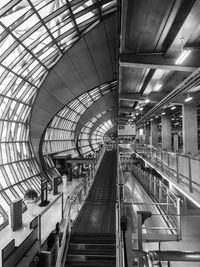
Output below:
[42,82,116,158]
[0,0,116,229]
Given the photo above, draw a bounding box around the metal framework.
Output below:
[0,0,116,229]
[43,82,116,162]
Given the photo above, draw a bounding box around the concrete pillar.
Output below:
[144,123,150,144]
[161,111,171,150]
[182,101,198,155]
[173,134,179,151]
[136,128,140,140]
[150,120,158,146]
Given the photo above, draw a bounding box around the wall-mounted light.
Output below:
[184,92,193,102]
[175,49,191,65]
[155,115,159,118]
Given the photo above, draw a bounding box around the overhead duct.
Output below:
[136,67,200,125]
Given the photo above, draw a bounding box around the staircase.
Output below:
[65,233,116,267]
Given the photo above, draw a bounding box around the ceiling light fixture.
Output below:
[184,92,193,102]
[144,96,150,104]
[161,109,166,115]
[175,49,191,65]
[154,83,162,91]
[170,106,176,110]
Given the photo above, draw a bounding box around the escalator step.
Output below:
[65,260,116,267]
[70,234,115,240]
[67,249,115,255]
[69,243,115,251]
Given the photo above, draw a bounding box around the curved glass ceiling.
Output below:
[0,0,116,229]
[42,81,116,162]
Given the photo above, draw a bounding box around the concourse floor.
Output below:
[73,151,117,234]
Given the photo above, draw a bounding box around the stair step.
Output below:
[66,260,116,267]
[70,234,116,244]
[69,243,115,251]
[67,255,115,263]
[68,249,115,255]
[66,234,116,267]
[67,254,115,259]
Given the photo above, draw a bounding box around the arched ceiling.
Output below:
[74,90,117,140]
[88,110,116,139]
[30,13,117,158]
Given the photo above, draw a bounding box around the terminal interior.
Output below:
[1,0,200,266]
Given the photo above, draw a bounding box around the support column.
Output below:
[182,101,198,155]
[144,123,150,144]
[150,120,158,146]
[135,127,140,141]
[173,134,179,151]
[161,111,171,150]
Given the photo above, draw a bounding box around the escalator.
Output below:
[65,151,117,267]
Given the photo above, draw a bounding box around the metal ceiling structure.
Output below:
[119,0,200,128]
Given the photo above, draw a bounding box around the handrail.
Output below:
[55,172,94,267]
[55,184,86,267]
[38,193,64,251]
[132,143,200,201]
[131,164,181,239]
[148,250,200,266]
[116,144,127,267]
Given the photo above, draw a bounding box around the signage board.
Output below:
[118,124,136,136]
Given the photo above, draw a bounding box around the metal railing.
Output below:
[148,250,200,266]
[131,164,181,240]
[132,144,200,197]
[116,145,127,267]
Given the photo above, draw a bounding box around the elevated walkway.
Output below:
[123,172,179,242]
[132,144,200,208]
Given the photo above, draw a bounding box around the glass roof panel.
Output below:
[13,14,40,38]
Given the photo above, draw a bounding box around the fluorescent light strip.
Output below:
[175,50,191,65]
[154,83,162,91]
[185,96,193,102]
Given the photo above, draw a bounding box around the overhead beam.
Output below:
[119,92,168,102]
[118,116,133,120]
[118,107,134,113]
[120,53,197,72]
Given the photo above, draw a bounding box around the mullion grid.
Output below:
[0,0,116,228]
